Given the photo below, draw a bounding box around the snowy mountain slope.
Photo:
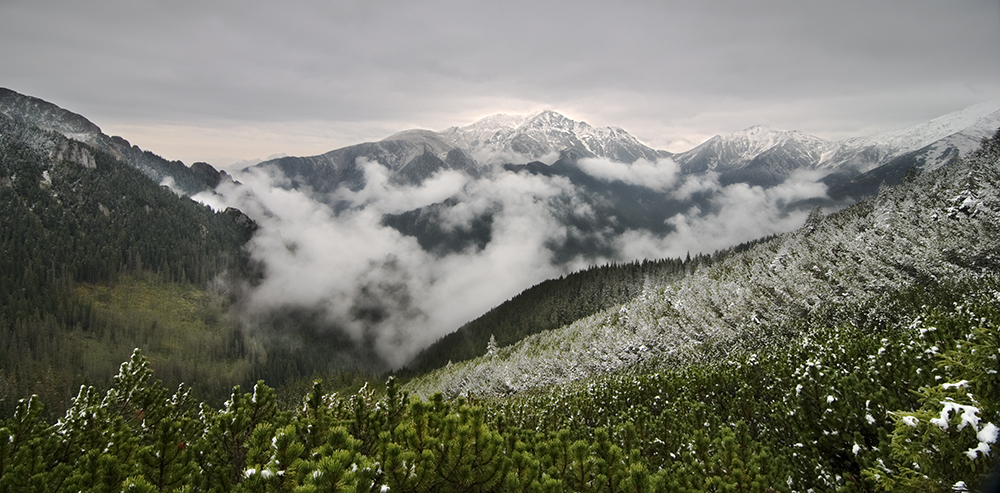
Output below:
[405,129,1000,398]
[256,102,1000,201]
[0,88,102,143]
[672,126,832,175]
[670,126,837,188]
[821,104,1000,200]
[825,100,1000,173]
[669,102,1000,190]
[256,110,670,194]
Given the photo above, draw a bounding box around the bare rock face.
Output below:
[52,141,97,169]
[0,88,213,196]
[190,161,222,188]
[224,207,258,234]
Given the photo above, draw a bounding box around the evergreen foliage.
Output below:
[0,113,260,413]
[405,259,686,375]
[1,276,998,491]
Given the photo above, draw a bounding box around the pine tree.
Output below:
[487,334,498,357]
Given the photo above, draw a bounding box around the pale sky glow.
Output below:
[2,0,999,169]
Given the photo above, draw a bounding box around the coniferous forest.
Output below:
[3,103,1000,491]
[1,272,998,491]
[0,112,259,413]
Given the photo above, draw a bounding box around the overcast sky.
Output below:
[2,0,999,169]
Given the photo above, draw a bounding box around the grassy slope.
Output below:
[70,273,252,399]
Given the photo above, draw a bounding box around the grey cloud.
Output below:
[3,1,998,166]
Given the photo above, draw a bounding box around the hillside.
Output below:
[0,110,262,412]
[405,128,1000,398]
[405,237,779,376]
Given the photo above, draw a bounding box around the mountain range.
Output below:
[406,131,1000,396]
[232,101,999,264]
[255,101,1000,199]
[4,86,998,206]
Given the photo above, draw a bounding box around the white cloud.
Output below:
[203,150,831,368]
[210,161,582,367]
[577,157,681,192]
[615,173,829,260]
[333,158,469,214]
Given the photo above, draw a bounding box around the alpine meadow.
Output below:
[3,86,1000,492]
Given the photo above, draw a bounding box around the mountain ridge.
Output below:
[255,103,1000,202]
[0,87,223,195]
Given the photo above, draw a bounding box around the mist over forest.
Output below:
[194,148,827,368]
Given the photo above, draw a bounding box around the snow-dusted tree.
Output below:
[487,334,498,357]
[865,308,1000,492]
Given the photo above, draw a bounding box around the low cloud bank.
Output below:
[614,169,828,260]
[207,161,586,367]
[577,157,682,192]
[200,157,830,368]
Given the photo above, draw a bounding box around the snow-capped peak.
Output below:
[521,110,579,131]
[730,125,829,149]
[815,101,1000,173]
[459,113,529,134]
[428,110,664,166]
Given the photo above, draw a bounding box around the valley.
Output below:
[2,87,1000,490]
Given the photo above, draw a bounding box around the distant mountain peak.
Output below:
[424,110,666,166]
[522,109,577,129]
[739,123,771,133]
[673,124,831,176]
[731,124,821,141]
[457,113,527,133]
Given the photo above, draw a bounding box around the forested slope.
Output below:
[404,258,687,375]
[0,114,256,412]
[406,237,778,376]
